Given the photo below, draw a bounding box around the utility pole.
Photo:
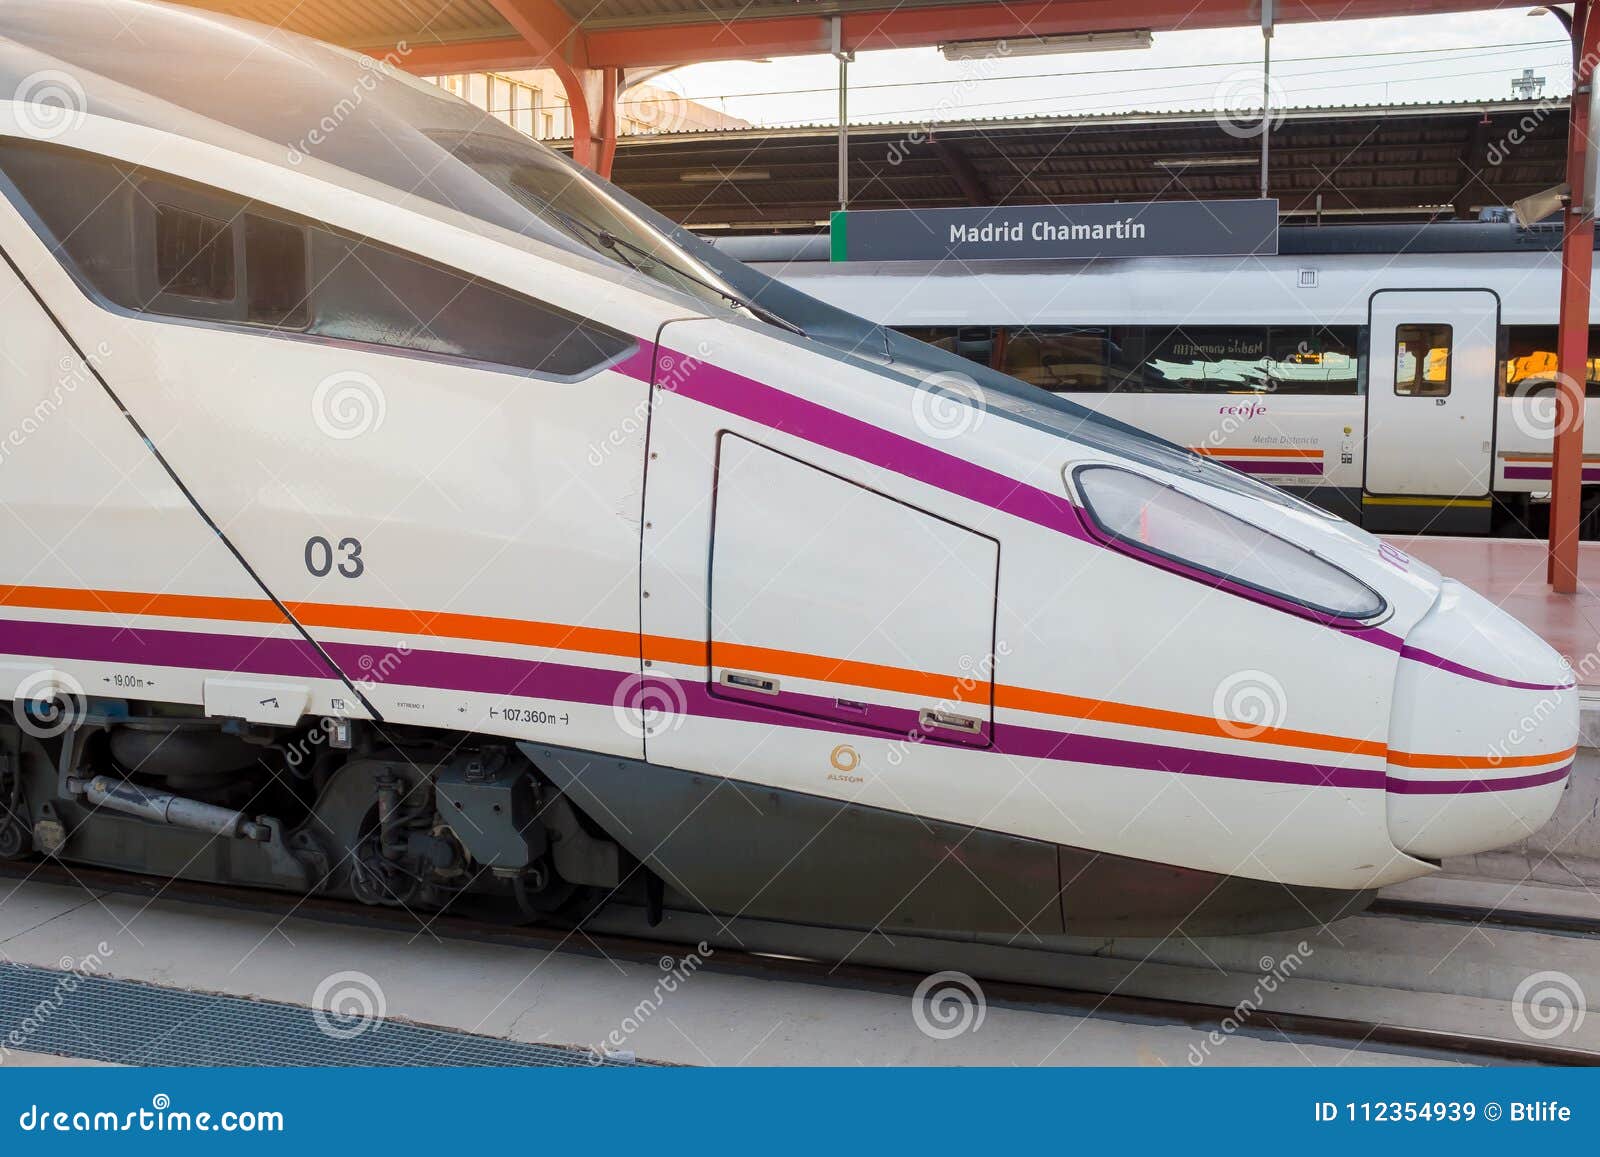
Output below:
[1261,0,1274,200]
[832,17,854,210]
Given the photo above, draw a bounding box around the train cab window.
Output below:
[0,139,636,379]
[304,231,632,375]
[154,206,234,301]
[244,214,309,328]
[1394,324,1452,397]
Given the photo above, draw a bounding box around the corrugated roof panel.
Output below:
[601,99,1572,227]
[183,0,514,46]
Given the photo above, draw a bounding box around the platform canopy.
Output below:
[187,0,1530,72]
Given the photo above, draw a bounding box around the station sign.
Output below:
[828,198,1278,261]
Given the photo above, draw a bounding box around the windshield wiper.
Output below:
[537,205,806,337]
[595,229,807,337]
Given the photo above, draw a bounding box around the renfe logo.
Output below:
[1217,402,1268,420]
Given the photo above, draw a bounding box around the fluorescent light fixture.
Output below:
[679,169,772,183]
[1154,156,1259,169]
[940,30,1153,60]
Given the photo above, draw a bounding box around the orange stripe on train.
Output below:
[0,582,1570,772]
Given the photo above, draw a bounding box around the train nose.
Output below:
[1385,579,1576,860]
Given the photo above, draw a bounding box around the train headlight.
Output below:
[1073,465,1385,621]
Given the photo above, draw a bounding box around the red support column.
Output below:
[1551,0,1598,592]
[565,75,596,170]
[598,68,619,180]
[559,67,618,176]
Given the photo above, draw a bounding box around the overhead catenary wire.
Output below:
[695,55,1576,132]
[612,38,1569,109]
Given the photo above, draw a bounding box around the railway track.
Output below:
[2,859,1595,1067]
[1366,897,1600,938]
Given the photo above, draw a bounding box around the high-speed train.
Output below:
[719,228,1600,536]
[0,0,1577,940]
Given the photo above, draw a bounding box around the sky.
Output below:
[650,10,1573,130]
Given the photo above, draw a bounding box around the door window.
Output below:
[1394,324,1452,397]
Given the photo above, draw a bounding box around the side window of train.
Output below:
[154,205,234,302]
[985,324,1361,395]
[1002,326,1111,390]
[0,139,634,379]
[1501,325,1600,398]
[1393,324,1452,398]
[899,326,996,369]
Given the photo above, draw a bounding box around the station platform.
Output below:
[0,878,1456,1068]
[1384,536,1600,689]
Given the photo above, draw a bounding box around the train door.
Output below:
[1365,289,1499,500]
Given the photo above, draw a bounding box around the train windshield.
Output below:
[0,0,739,313]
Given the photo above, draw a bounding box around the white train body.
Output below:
[723,233,1600,534]
[0,0,1578,937]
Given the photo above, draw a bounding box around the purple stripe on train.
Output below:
[1225,460,1324,476]
[1504,464,1600,482]
[1385,764,1570,795]
[668,356,1092,540]
[0,617,1386,791]
[4,617,1558,796]
[631,347,1578,694]
[1397,644,1575,692]
[677,681,1379,789]
[0,617,332,679]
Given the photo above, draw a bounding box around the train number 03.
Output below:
[304,535,365,578]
